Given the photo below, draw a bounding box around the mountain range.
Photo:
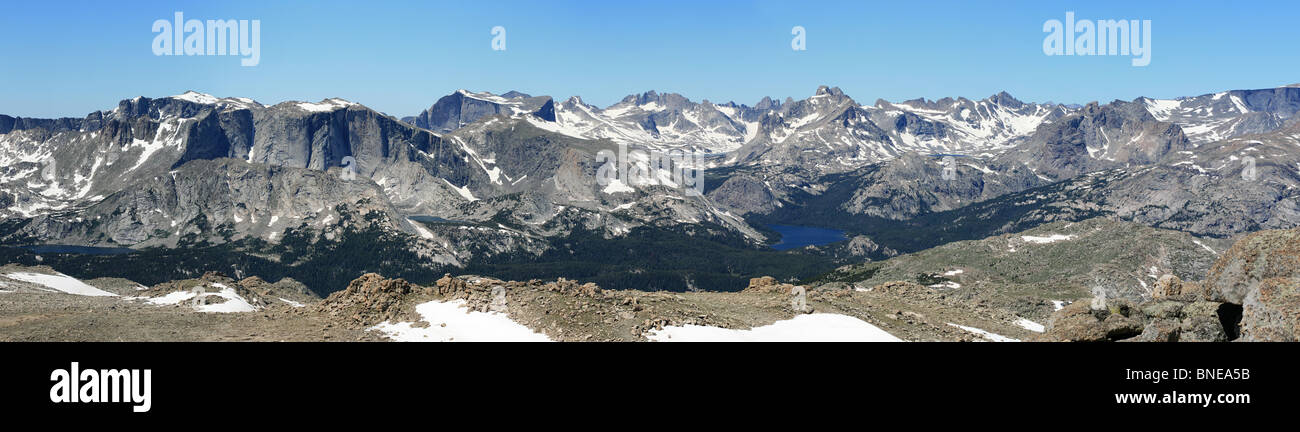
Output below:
[2,84,1300,295]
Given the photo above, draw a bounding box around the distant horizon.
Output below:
[3,0,1299,117]
[7,82,1300,120]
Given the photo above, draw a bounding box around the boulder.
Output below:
[1131,319,1181,342]
[1240,277,1300,341]
[315,273,426,326]
[1179,301,1229,342]
[1152,274,1183,299]
[1203,228,1300,304]
[1044,302,1109,342]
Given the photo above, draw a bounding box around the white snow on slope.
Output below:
[1192,239,1218,255]
[647,313,902,342]
[190,284,257,313]
[295,98,356,112]
[279,297,305,308]
[1020,234,1076,244]
[141,283,257,313]
[146,290,197,305]
[601,178,636,194]
[3,272,117,296]
[442,179,479,201]
[947,323,1019,342]
[408,218,436,239]
[1016,318,1046,333]
[171,91,219,105]
[369,299,551,342]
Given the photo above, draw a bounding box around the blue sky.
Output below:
[1,0,1297,118]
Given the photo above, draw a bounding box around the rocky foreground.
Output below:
[1042,227,1300,342]
[1,226,1297,342]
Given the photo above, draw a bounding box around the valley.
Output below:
[3,83,1299,341]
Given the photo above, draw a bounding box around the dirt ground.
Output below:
[0,266,1047,342]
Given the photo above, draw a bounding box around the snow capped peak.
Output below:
[293,98,357,113]
[454,89,535,105]
[168,91,263,110]
[171,91,220,105]
[1135,85,1300,144]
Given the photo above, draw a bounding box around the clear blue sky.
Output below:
[2,0,1297,118]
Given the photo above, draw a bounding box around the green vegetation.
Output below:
[0,214,437,297]
[465,222,838,292]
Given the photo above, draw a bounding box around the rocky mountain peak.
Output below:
[755,96,781,111]
[988,91,1024,108]
[815,85,845,97]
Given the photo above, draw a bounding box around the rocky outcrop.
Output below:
[408,90,554,133]
[1241,276,1300,341]
[742,276,800,294]
[314,273,431,327]
[1043,294,1230,342]
[1045,301,1144,342]
[1196,226,1300,341]
[843,235,898,258]
[1044,226,1300,341]
[1203,227,1300,304]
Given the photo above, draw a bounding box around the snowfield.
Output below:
[1016,318,1046,333]
[193,284,258,313]
[1020,234,1076,244]
[647,313,903,342]
[947,323,1019,342]
[3,272,117,296]
[369,299,551,342]
[140,283,257,313]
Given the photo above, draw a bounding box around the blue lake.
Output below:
[767,224,847,250]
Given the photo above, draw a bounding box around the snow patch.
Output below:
[947,323,1019,342]
[1021,234,1076,244]
[647,314,902,342]
[1016,318,1045,333]
[442,179,479,201]
[369,299,550,342]
[601,178,636,194]
[3,272,117,297]
[193,285,257,313]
